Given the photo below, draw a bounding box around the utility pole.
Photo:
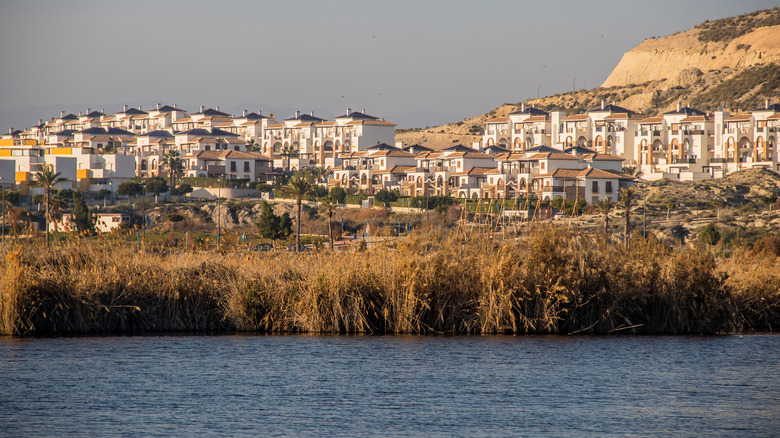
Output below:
[216,179,221,248]
[1,177,5,241]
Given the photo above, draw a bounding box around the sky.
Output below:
[0,0,778,130]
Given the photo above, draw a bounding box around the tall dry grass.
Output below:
[1,227,778,336]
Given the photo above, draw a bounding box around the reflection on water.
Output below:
[1,335,779,437]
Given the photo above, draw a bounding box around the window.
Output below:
[244,162,250,172]
[230,161,237,172]
[605,181,612,193]
[592,181,599,193]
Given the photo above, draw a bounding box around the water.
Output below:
[1,335,778,437]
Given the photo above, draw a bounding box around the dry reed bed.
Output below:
[1,228,778,336]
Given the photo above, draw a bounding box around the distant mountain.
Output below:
[397,7,780,150]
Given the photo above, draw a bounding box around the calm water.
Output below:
[1,335,779,437]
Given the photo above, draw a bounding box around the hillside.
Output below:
[640,168,780,210]
[397,8,780,150]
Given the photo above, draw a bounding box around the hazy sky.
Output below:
[1,0,777,129]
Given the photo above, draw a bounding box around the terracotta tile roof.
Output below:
[767,113,780,120]
[294,122,314,127]
[265,123,285,129]
[452,167,495,176]
[680,115,710,122]
[530,152,580,160]
[371,149,416,157]
[603,113,632,120]
[415,151,443,159]
[580,153,624,161]
[577,167,624,179]
[376,165,417,174]
[562,114,588,121]
[446,151,494,159]
[316,121,338,126]
[523,115,548,122]
[344,120,396,126]
[638,116,664,124]
[725,115,752,122]
[547,168,582,178]
[485,117,510,124]
[494,152,530,161]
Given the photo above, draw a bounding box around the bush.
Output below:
[117,181,143,197]
[374,189,398,205]
[328,187,347,204]
[165,213,185,223]
[409,195,455,212]
[700,222,721,246]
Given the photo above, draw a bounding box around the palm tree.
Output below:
[618,187,636,249]
[161,150,184,191]
[33,166,64,247]
[280,173,314,252]
[319,196,337,250]
[280,144,299,172]
[622,166,643,179]
[596,197,616,250]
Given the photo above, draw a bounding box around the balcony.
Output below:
[672,157,697,164]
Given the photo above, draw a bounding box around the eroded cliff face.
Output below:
[602,25,780,88]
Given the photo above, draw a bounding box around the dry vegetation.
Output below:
[2,227,778,336]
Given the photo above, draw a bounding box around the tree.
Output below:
[280,174,314,252]
[319,196,338,250]
[762,194,777,211]
[375,189,398,206]
[117,181,143,198]
[622,166,643,179]
[256,201,281,239]
[669,224,690,246]
[33,167,64,247]
[666,201,676,222]
[328,186,347,204]
[596,198,616,250]
[161,150,184,190]
[144,177,169,203]
[280,144,299,172]
[173,183,193,196]
[71,191,95,235]
[618,187,636,249]
[246,139,261,152]
[700,222,721,247]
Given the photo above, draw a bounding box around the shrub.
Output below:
[700,222,721,246]
[328,187,347,204]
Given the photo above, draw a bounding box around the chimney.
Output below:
[521,103,525,112]
[123,105,128,112]
[677,102,681,112]
[295,110,300,118]
[362,108,365,114]
[347,107,351,115]
[157,103,160,110]
[243,109,247,117]
[767,99,770,109]
[310,111,314,116]
[258,109,262,115]
[200,105,205,112]
[216,106,219,111]
[139,105,142,111]
[78,111,82,116]
[174,103,177,109]
[601,100,605,110]
[87,107,90,114]
[60,111,64,118]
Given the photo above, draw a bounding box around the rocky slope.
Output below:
[397,8,780,150]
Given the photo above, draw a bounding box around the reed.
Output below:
[1,227,778,336]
